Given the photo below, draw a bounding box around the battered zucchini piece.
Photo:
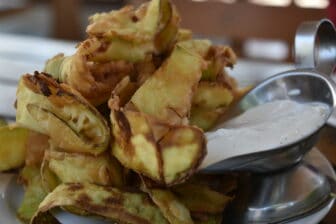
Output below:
[193,214,223,224]
[111,109,206,185]
[202,45,237,81]
[154,0,180,53]
[87,1,161,41]
[25,131,49,166]
[31,183,169,224]
[44,150,123,187]
[160,126,205,184]
[178,39,211,58]
[40,159,60,193]
[172,183,232,214]
[0,124,48,171]
[109,76,139,109]
[0,124,29,171]
[177,29,193,42]
[16,72,110,155]
[111,110,162,182]
[110,40,208,185]
[189,107,222,131]
[79,37,153,64]
[184,42,237,131]
[149,190,193,224]
[142,185,194,224]
[84,0,179,60]
[18,166,47,223]
[190,81,234,131]
[45,53,134,106]
[130,40,207,125]
[192,82,234,109]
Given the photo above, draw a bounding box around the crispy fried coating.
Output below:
[0,124,29,171]
[44,150,123,187]
[18,166,47,222]
[16,72,110,155]
[31,183,169,224]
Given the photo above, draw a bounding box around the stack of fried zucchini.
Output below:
[0,0,242,223]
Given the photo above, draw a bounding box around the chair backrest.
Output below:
[172,0,327,61]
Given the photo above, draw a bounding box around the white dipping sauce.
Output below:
[201,100,329,169]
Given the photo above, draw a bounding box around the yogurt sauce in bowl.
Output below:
[201,100,330,169]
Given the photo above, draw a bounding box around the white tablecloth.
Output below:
[0,33,75,119]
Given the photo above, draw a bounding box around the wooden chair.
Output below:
[51,0,82,40]
[0,1,31,18]
[171,0,327,61]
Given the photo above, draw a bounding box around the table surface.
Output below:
[0,33,335,223]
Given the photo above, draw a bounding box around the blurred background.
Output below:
[0,0,332,62]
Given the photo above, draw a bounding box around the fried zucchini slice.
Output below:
[154,0,180,53]
[110,40,209,185]
[0,124,29,171]
[190,80,246,131]
[202,46,237,81]
[78,37,153,64]
[111,110,163,182]
[87,1,160,41]
[177,29,193,42]
[192,82,234,109]
[142,184,194,224]
[172,183,232,214]
[193,214,223,224]
[18,165,47,223]
[189,107,222,131]
[185,173,238,195]
[45,53,134,106]
[44,150,123,187]
[25,131,49,166]
[16,72,110,155]
[0,124,48,170]
[40,159,60,193]
[190,82,234,131]
[109,76,139,109]
[43,53,68,80]
[178,39,211,58]
[85,0,179,59]
[111,110,206,185]
[130,40,207,125]
[149,190,193,224]
[31,183,168,224]
[160,126,205,184]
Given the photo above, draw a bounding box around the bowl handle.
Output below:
[295,19,336,76]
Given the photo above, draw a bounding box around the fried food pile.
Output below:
[0,0,242,223]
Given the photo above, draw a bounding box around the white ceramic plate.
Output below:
[0,149,334,224]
